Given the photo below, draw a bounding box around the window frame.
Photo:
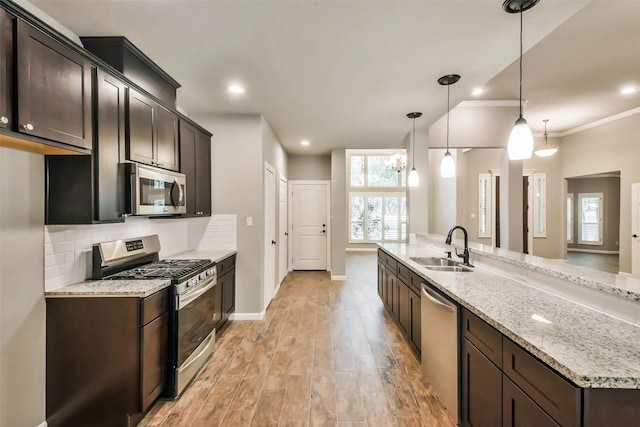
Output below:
[347,149,407,243]
[532,173,546,238]
[567,193,574,243]
[578,192,603,245]
[478,173,492,238]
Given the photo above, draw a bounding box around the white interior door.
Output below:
[263,163,276,309]
[632,183,640,277]
[291,182,328,270]
[278,175,288,284]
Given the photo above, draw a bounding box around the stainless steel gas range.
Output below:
[92,235,220,398]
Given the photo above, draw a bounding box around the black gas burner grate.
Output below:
[105,259,212,281]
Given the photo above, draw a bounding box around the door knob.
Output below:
[272,240,277,245]
[321,230,326,233]
[634,234,638,238]
[284,232,288,236]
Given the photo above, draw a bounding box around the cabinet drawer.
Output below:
[408,270,422,294]
[462,309,502,368]
[503,338,580,427]
[217,255,236,276]
[385,254,397,272]
[397,263,411,285]
[142,289,169,325]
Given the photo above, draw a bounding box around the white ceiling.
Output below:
[27,0,636,155]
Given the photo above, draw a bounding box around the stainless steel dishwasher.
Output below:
[421,283,459,425]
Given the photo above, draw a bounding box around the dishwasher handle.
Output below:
[422,285,455,313]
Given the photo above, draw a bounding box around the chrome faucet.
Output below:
[446,225,471,266]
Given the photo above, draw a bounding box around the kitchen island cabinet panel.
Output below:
[215,254,236,332]
[396,278,410,335]
[461,339,502,427]
[503,376,559,427]
[16,19,93,150]
[408,287,421,352]
[141,312,168,411]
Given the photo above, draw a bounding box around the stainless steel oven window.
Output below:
[176,278,219,367]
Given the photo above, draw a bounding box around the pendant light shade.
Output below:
[504,0,538,160]
[534,119,558,157]
[438,74,461,178]
[406,112,422,187]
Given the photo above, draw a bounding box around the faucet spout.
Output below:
[445,225,471,266]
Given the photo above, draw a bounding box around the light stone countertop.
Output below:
[379,239,640,389]
[44,279,171,298]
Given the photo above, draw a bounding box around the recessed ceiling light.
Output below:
[471,87,485,96]
[227,84,246,94]
[620,86,638,95]
[301,140,310,146]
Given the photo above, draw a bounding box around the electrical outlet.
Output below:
[247,217,253,226]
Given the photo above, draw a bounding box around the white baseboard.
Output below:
[567,248,619,254]
[229,311,265,321]
[37,421,48,427]
[331,275,347,281]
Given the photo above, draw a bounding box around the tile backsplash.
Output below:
[44,214,237,291]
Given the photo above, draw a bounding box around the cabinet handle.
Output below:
[0,116,8,125]
[22,123,34,131]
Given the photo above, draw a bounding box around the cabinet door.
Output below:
[461,339,502,427]
[179,120,197,215]
[16,20,92,149]
[377,261,384,300]
[95,69,126,221]
[0,9,13,130]
[222,269,236,316]
[140,312,168,411]
[128,88,155,166]
[388,272,397,315]
[195,131,211,215]
[503,376,559,427]
[409,288,421,352]
[396,279,410,335]
[156,105,179,171]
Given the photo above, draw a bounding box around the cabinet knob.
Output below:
[22,123,34,131]
[0,116,8,125]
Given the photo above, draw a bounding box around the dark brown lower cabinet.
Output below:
[377,249,421,355]
[214,254,236,332]
[503,376,559,427]
[461,339,502,427]
[46,289,169,427]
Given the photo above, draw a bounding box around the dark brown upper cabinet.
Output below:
[127,88,179,172]
[0,8,13,131]
[179,119,212,216]
[16,19,93,150]
[45,69,127,224]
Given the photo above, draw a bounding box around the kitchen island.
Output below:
[379,233,640,426]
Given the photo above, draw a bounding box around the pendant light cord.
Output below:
[412,117,416,168]
[446,84,450,153]
[519,8,523,118]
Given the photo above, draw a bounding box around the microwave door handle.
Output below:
[171,178,184,209]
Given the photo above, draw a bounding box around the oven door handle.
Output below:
[178,277,216,310]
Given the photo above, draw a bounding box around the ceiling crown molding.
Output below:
[558,107,640,137]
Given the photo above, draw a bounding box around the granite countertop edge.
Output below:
[44,279,172,298]
[378,242,640,390]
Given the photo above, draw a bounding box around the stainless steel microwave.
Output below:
[122,163,186,216]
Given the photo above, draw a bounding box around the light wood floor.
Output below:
[140,253,454,427]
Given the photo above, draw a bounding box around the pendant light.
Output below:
[504,0,539,160]
[406,112,422,187]
[534,119,558,157]
[438,74,460,178]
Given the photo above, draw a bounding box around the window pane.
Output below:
[367,197,382,240]
[368,156,399,187]
[580,195,601,244]
[384,197,399,240]
[350,155,364,187]
[350,196,365,240]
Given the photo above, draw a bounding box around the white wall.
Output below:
[408,131,429,234]
[428,148,457,235]
[331,149,346,277]
[0,147,46,427]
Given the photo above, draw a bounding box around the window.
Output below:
[533,173,546,237]
[347,150,406,243]
[478,173,491,238]
[567,194,574,243]
[578,193,603,245]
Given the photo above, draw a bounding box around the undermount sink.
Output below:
[409,257,474,272]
